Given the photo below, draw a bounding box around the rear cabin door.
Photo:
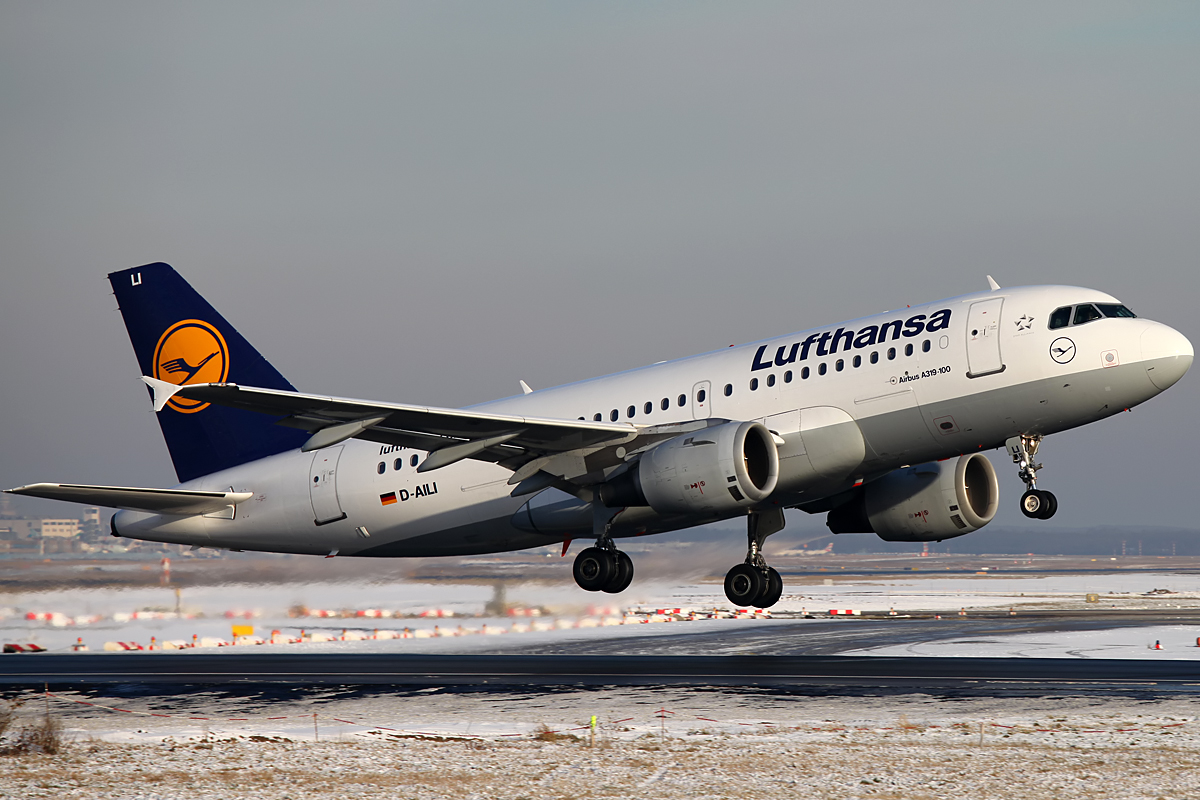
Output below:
[309,445,347,525]
[965,298,1005,378]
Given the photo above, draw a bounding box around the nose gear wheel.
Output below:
[1007,434,1057,520]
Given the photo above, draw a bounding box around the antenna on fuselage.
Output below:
[986,275,1001,291]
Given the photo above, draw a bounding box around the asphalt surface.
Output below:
[0,651,1196,689]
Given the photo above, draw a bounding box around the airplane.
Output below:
[8,264,1193,608]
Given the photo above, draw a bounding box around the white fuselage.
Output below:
[113,284,1192,556]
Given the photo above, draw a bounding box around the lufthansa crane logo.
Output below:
[1049,337,1076,365]
[152,319,229,413]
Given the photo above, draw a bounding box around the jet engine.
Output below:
[826,453,999,542]
[599,421,779,516]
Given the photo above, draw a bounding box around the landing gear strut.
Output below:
[1007,434,1057,520]
[572,504,635,594]
[723,509,785,608]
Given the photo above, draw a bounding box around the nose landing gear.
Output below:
[723,509,785,608]
[1007,434,1057,520]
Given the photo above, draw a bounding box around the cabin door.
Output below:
[965,298,1005,378]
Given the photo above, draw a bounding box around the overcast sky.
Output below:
[2,3,1197,532]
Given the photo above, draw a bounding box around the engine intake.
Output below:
[827,453,999,542]
[599,421,779,516]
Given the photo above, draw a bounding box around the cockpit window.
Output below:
[1096,303,1137,319]
[1072,304,1103,326]
[1048,307,1072,329]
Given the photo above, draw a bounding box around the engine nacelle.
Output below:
[599,421,779,516]
[827,453,999,542]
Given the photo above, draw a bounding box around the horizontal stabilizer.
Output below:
[5,483,253,515]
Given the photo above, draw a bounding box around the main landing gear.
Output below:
[723,509,786,609]
[1007,434,1057,520]
[572,505,634,594]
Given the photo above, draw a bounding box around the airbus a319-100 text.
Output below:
[10,264,1192,607]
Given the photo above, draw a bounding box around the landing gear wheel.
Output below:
[724,563,766,607]
[573,547,614,592]
[755,567,784,608]
[1020,489,1058,520]
[1020,490,1045,519]
[602,551,634,594]
[1036,490,1057,520]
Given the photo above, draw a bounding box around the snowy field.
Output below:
[4,570,1200,797]
[2,686,1200,799]
[4,570,1200,654]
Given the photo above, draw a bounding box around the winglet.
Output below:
[986,275,1001,291]
[519,380,533,395]
[141,376,185,412]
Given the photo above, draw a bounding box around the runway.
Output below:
[3,652,1199,689]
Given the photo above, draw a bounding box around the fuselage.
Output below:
[113,284,1192,556]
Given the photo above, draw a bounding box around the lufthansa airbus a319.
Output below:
[9,264,1192,607]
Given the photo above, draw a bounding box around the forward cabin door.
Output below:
[309,445,347,525]
[965,298,1006,378]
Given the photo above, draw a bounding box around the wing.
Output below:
[142,377,718,494]
[6,483,253,515]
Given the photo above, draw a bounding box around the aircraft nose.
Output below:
[1141,322,1193,391]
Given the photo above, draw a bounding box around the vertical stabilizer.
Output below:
[109,263,308,482]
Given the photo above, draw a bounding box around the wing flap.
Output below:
[6,484,253,515]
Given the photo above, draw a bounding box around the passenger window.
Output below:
[801,366,810,379]
[410,455,419,467]
[377,462,386,475]
[835,359,844,372]
[394,458,402,471]
[1096,303,1137,319]
[610,409,619,422]
[724,384,733,397]
[887,347,896,360]
[853,355,861,368]
[905,343,914,356]
[767,374,776,387]
[627,405,635,418]
[1049,306,1072,329]
[784,370,792,383]
[677,394,686,407]
[644,401,653,414]
[661,398,669,411]
[922,340,931,353]
[750,378,758,391]
[697,388,706,403]
[1073,304,1103,325]
[594,413,602,421]
[818,363,827,375]
[870,351,879,364]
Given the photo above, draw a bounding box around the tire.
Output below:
[602,551,634,594]
[1020,490,1044,519]
[1037,490,1058,520]
[755,567,784,608]
[724,563,766,607]
[573,547,614,592]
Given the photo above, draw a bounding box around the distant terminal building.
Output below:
[41,519,81,538]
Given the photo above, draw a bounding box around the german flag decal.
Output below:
[380,492,398,506]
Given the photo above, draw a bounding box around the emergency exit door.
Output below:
[965,298,1005,378]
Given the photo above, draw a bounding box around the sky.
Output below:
[1,2,1198,533]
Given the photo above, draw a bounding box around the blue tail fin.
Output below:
[109,263,309,483]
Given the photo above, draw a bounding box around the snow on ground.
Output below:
[4,571,1199,654]
[843,623,1200,659]
[3,686,1200,799]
